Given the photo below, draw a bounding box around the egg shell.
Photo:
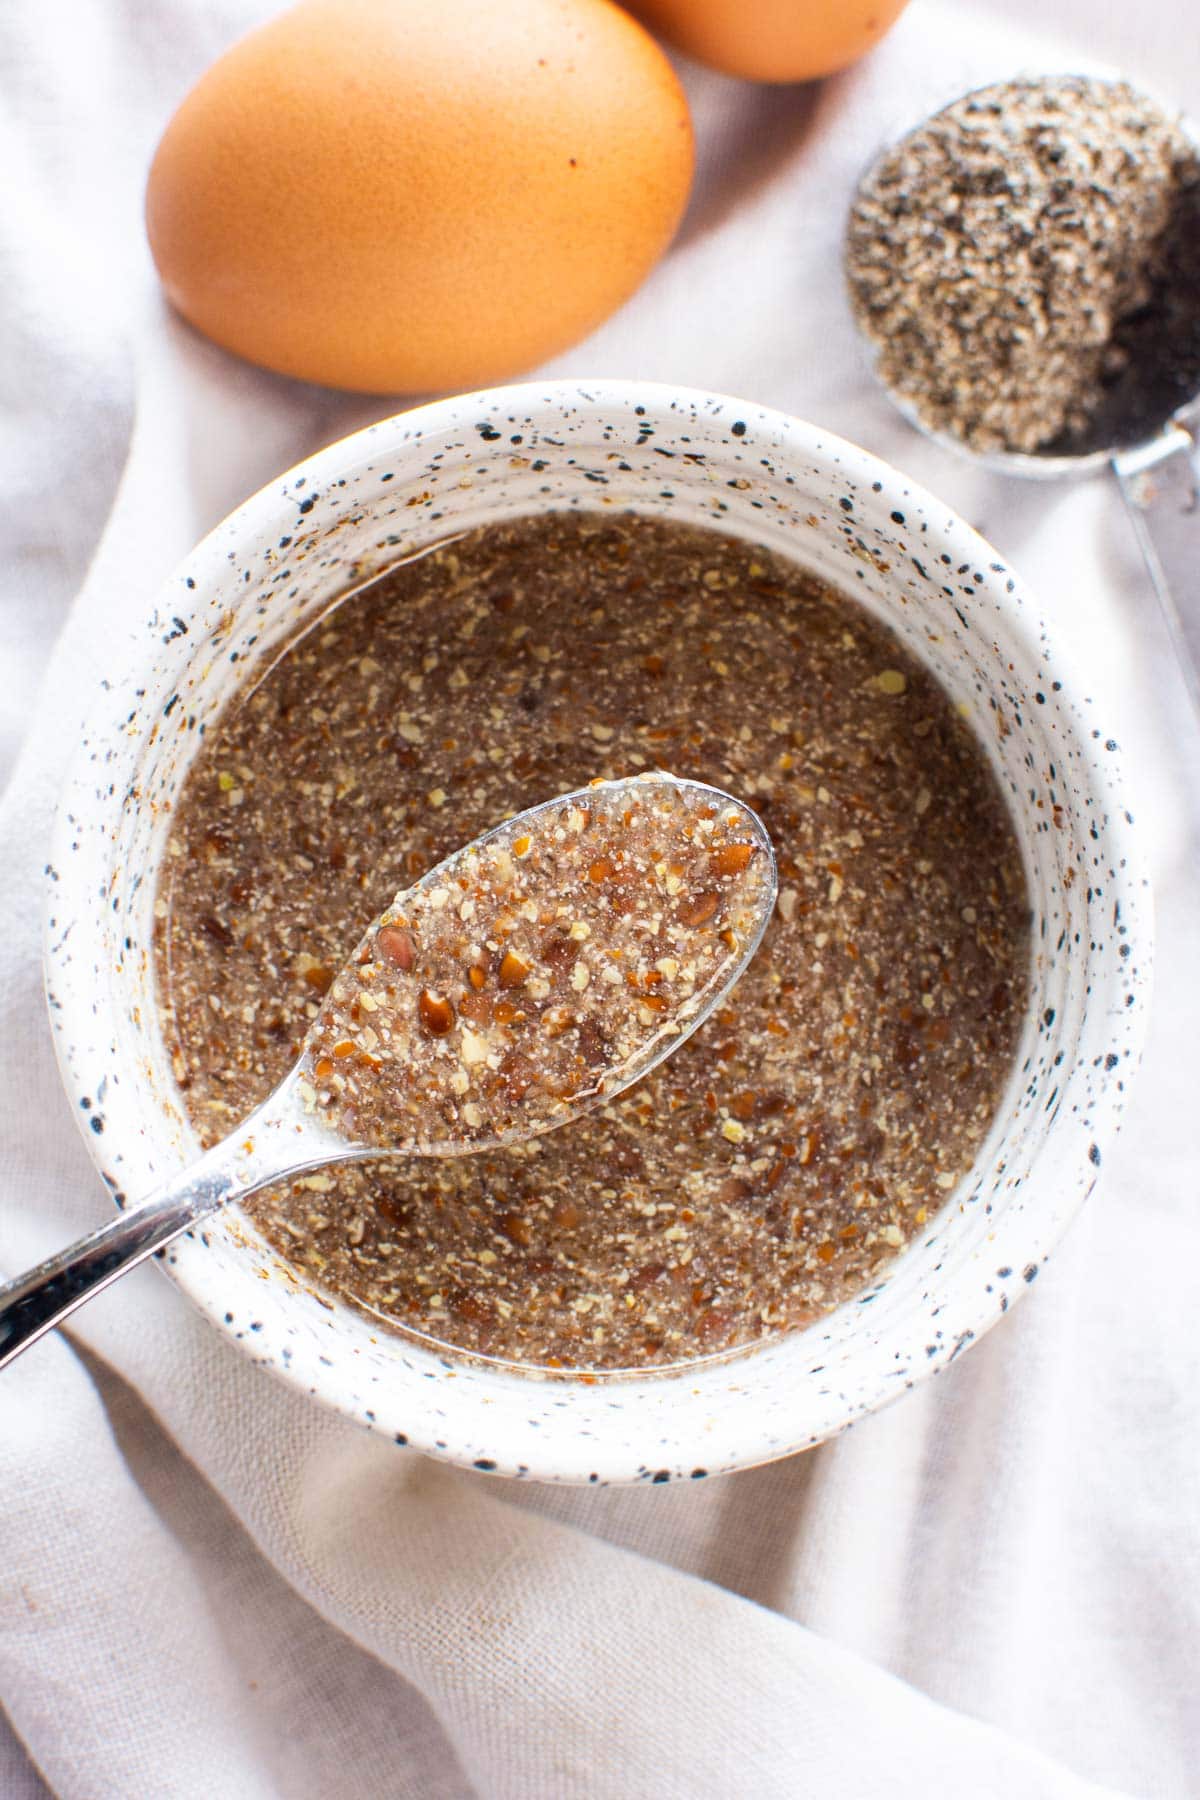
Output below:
[145,0,693,393]
[625,0,911,83]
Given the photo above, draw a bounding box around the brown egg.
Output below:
[624,0,911,83]
[145,0,693,393]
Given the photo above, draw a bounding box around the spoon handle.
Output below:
[0,1073,331,1370]
[0,1148,240,1370]
[1113,418,1200,720]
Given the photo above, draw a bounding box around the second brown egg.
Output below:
[625,0,911,83]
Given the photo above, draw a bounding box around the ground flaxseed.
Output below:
[845,75,1200,456]
[302,776,773,1152]
[155,512,1029,1372]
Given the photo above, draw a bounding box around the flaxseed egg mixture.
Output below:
[155,511,1029,1373]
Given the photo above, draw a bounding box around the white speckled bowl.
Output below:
[45,381,1151,1485]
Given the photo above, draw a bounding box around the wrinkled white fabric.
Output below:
[1,2,1198,1796]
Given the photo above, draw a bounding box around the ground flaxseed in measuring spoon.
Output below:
[0,773,775,1368]
[845,75,1200,458]
[845,72,1200,711]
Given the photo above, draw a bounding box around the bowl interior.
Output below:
[45,383,1150,1483]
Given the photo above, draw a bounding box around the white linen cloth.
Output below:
[2,1,1198,1794]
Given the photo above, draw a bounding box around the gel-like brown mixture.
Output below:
[155,513,1029,1371]
[303,777,772,1151]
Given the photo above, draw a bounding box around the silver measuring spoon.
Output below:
[0,773,776,1370]
[846,74,1200,714]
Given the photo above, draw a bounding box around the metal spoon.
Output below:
[0,773,776,1370]
[847,75,1200,715]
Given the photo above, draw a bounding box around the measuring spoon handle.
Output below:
[1114,419,1200,718]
